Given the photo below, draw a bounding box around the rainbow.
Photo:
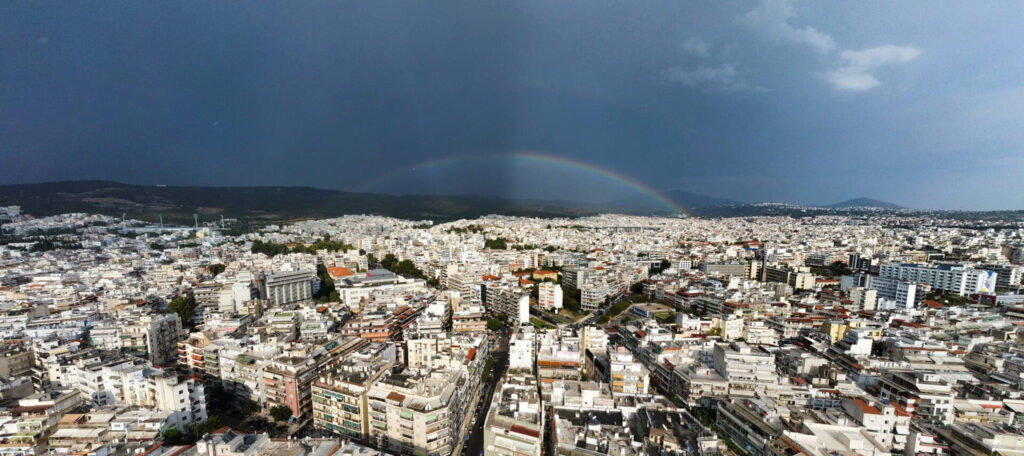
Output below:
[353,151,686,214]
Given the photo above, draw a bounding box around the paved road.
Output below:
[458,333,509,456]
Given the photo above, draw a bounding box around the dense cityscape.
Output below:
[2,205,1024,456]
[5,0,1024,454]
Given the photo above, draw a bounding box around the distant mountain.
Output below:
[826,198,904,209]
[0,181,597,224]
[607,189,742,211]
[0,181,926,223]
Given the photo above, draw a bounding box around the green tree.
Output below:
[251,240,290,257]
[630,281,644,295]
[168,294,196,326]
[208,264,226,277]
[240,399,260,416]
[658,259,671,272]
[380,253,398,270]
[194,416,222,438]
[828,261,852,277]
[604,299,633,320]
[484,238,508,250]
[378,255,426,279]
[150,242,165,251]
[162,426,186,445]
[314,264,338,302]
[486,317,503,332]
[270,405,293,422]
[564,296,582,313]
[395,259,422,277]
[207,382,228,409]
[481,356,495,383]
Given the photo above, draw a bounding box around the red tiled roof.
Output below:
[328,267,354,278]
[510,425,541,438]
[892,403,911,417]
[854,398,881,415]
[11,405,49,415]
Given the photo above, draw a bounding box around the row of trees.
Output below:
[28,239,83,252]
[161,416,224,445]
[597,298,633,324]
[925,290,970,306]
[481,356,495,382]
[314,264,341,303]
[250,240,291,256]
[446,224,484,234]
[483,237,508,250]
[809,261,853,278]
[251,238,354,257]
[560,285,583,313]
[162,403,294,445]
[379,253,426,279]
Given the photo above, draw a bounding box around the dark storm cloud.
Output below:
[2,1,1023,209]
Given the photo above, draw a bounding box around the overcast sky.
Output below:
[2,1,1023,209]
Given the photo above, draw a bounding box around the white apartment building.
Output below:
[878,371,955,425]
[880,263,997,296]
[366,367,470,456]
[561,267,587,289]
[847,287,877,310]
[712,342,780,398]
[338,269,425,310]
[133,313,183,366]
[509,329,536,372]
[980,264,1023,288]
[262,269,315,306]
[538,282,562,312]
[608,346,648,395]
[867,276,917,310]
[580,281,608,312]
[483,375,543,456]
[487,288,529,325]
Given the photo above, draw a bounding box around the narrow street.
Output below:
[454,332,509,456]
